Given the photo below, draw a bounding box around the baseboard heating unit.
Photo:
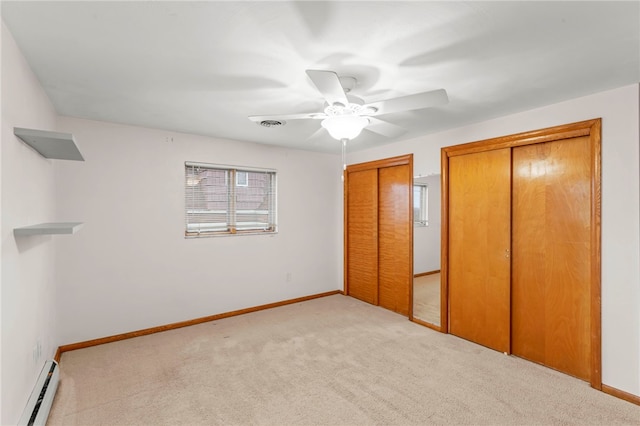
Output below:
[18,360,60,426]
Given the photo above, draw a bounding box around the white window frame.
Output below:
[185,162,277,237]
[236,171,249,187]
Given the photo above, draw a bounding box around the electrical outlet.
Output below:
[286,272,292,282]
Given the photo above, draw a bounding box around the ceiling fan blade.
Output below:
[366,117,407,138]
[248,113,326,123]
[306,70,349,106]
[364,88,448,116]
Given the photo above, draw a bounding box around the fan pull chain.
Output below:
[341,138,347,182]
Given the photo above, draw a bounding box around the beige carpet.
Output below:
[413,273,441,326]
[48,294,640,425]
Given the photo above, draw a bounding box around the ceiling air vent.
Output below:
[259,120,285,128]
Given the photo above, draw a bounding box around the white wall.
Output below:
[54,116,343,344]
[413,174,441,274]
[349,84,640,397]
[1,22,60,425]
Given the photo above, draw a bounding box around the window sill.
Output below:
[185,230,278,238]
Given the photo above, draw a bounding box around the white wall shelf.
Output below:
[14,127,84,161]
[13,128,84,236]
[14,222,84,236]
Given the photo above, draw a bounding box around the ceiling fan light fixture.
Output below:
[321,115,369,140]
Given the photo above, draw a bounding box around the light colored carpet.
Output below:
[413,273,441,326]
[48,294,640,425]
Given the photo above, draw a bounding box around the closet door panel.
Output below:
[378,164,411,315]
[346,169,379,305]
[448,148,512,353]
[512,136,591,380]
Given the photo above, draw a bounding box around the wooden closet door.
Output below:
[448,148,512,353]
[378,164,411,315]
[511,136,591,380]
[346,169,379,305]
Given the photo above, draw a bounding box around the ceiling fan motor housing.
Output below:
[325,97,377,117]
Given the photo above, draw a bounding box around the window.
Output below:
[236,171,248,187]
[185,162,277,236]
[414,184,428,226]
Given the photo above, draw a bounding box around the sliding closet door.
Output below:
[345,154,413,316]
[378,164,411,316]
[448,148,512,353]
[346,169,379,305]
[443,119,601,386]
[511,136,592,380]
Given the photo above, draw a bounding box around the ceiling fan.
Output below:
[248,69,449,142]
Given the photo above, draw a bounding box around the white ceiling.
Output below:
[2,1,639,154]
